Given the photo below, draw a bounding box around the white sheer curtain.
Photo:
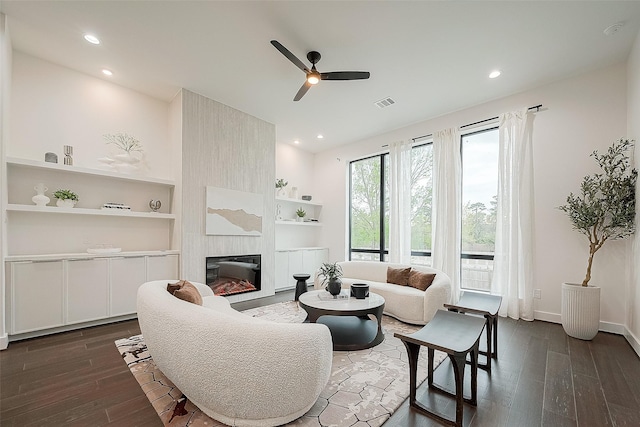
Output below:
[388,140,412,264]
[491,108,535,320]
[432,128,461,303]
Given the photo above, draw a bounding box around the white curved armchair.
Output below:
[137,280,333,427]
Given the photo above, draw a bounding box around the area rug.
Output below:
[115,301,446,427]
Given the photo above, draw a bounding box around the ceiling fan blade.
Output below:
[321,71,370,81]
[293,81,312,101]
[270,40,309,73]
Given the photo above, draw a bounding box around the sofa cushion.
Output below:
[408,270,436,291]
[387,267,411,286]
[168,280,203,305]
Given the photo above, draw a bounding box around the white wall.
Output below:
[0,13,13,349]
[627,28,640,353]
[9,52,172,179]
[314,63,629,327]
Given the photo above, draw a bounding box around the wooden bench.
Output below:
[394,309,486,427]
[445,292,502,373]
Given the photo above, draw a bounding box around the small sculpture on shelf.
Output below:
[53,189,79,208]
[99,132,145,174]
[63,145,73,165]
[149,199,161,213]
[32,183,50,207]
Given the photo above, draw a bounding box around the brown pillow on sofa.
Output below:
[408,270,436,291]
[387,267,411,286]
[168,280,203,305]
[167,281,183,295]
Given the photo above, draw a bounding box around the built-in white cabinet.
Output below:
[110,256,147,317]
[6,252,179,336]
[275,248,328,291]
[66,258,109,324]
[146,254,179,281]
[8,260,64,334]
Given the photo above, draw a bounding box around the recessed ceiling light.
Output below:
[102,69,113,76]
[489,70,501,79]
[317,134,324,139]
[84,34,100,45]
[293,140,300,144]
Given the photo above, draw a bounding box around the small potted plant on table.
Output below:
[319,262,343,297]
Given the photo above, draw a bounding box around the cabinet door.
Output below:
[275,251,290,291]
[10,260,64,334]
[146,255,179,281]
[110,257,146,316]
[287,250,304,285]
[66,258,109,324]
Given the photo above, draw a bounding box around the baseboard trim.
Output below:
[0,333,8,350]
[624,328,640,358]
[533,310,626,335]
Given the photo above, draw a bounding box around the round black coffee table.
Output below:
[298,290,385,351]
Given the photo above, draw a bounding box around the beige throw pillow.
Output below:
[387,267,411,286]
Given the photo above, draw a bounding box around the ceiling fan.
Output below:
[270,40,370,101]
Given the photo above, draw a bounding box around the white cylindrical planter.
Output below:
[561,282,600,340]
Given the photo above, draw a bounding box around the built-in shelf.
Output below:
[7,204,175,219]
[5,250,180,262]
[275,196,323,207]
[6,157,175,187]
[275,220,322,226]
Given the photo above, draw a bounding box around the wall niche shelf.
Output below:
[275,196,322,207]
[6,204,175,220]
[6,157,175,186]
[275,220,322,227]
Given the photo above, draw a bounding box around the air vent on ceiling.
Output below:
[374,97,396,109]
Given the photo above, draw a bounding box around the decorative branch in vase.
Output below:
[100,133,145,173]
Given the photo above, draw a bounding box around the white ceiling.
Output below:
[2,1,640,153]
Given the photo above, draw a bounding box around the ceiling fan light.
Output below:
[307,73,320,85]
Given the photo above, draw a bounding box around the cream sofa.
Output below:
[137,280,333,427]
[314,261,451,325]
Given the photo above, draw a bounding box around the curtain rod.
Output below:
[384,104,544,147]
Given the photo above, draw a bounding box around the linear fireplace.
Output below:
[206,254,261,296]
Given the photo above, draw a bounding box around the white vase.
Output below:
[32,183,50,207]
[296,216,304,222]
[561,282,600,340]
[56,199,76,208]
[290,187,299,199]
[276,188,287,197]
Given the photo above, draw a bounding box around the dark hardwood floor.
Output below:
[1,289,639,426]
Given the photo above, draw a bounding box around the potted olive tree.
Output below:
[558,138,636,340]
[318,262,343,297]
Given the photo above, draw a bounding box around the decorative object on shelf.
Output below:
[63,145,73,165]
[101,133,144,174]
[318,262,343,297]
[301,195,312,201]
[53,189,79,208]
[149,199,162,213]
[290,186,299,199]
[102,202,131,211]
[275,178,288,197]
[32,183,51,207]
[296,207,306,222]
[44,152,58,163]
[558,138,637,340]
[276,203,283,221]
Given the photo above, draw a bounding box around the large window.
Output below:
[349,129,498,291]
[349,144,433,263]
[461,128,499,291]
